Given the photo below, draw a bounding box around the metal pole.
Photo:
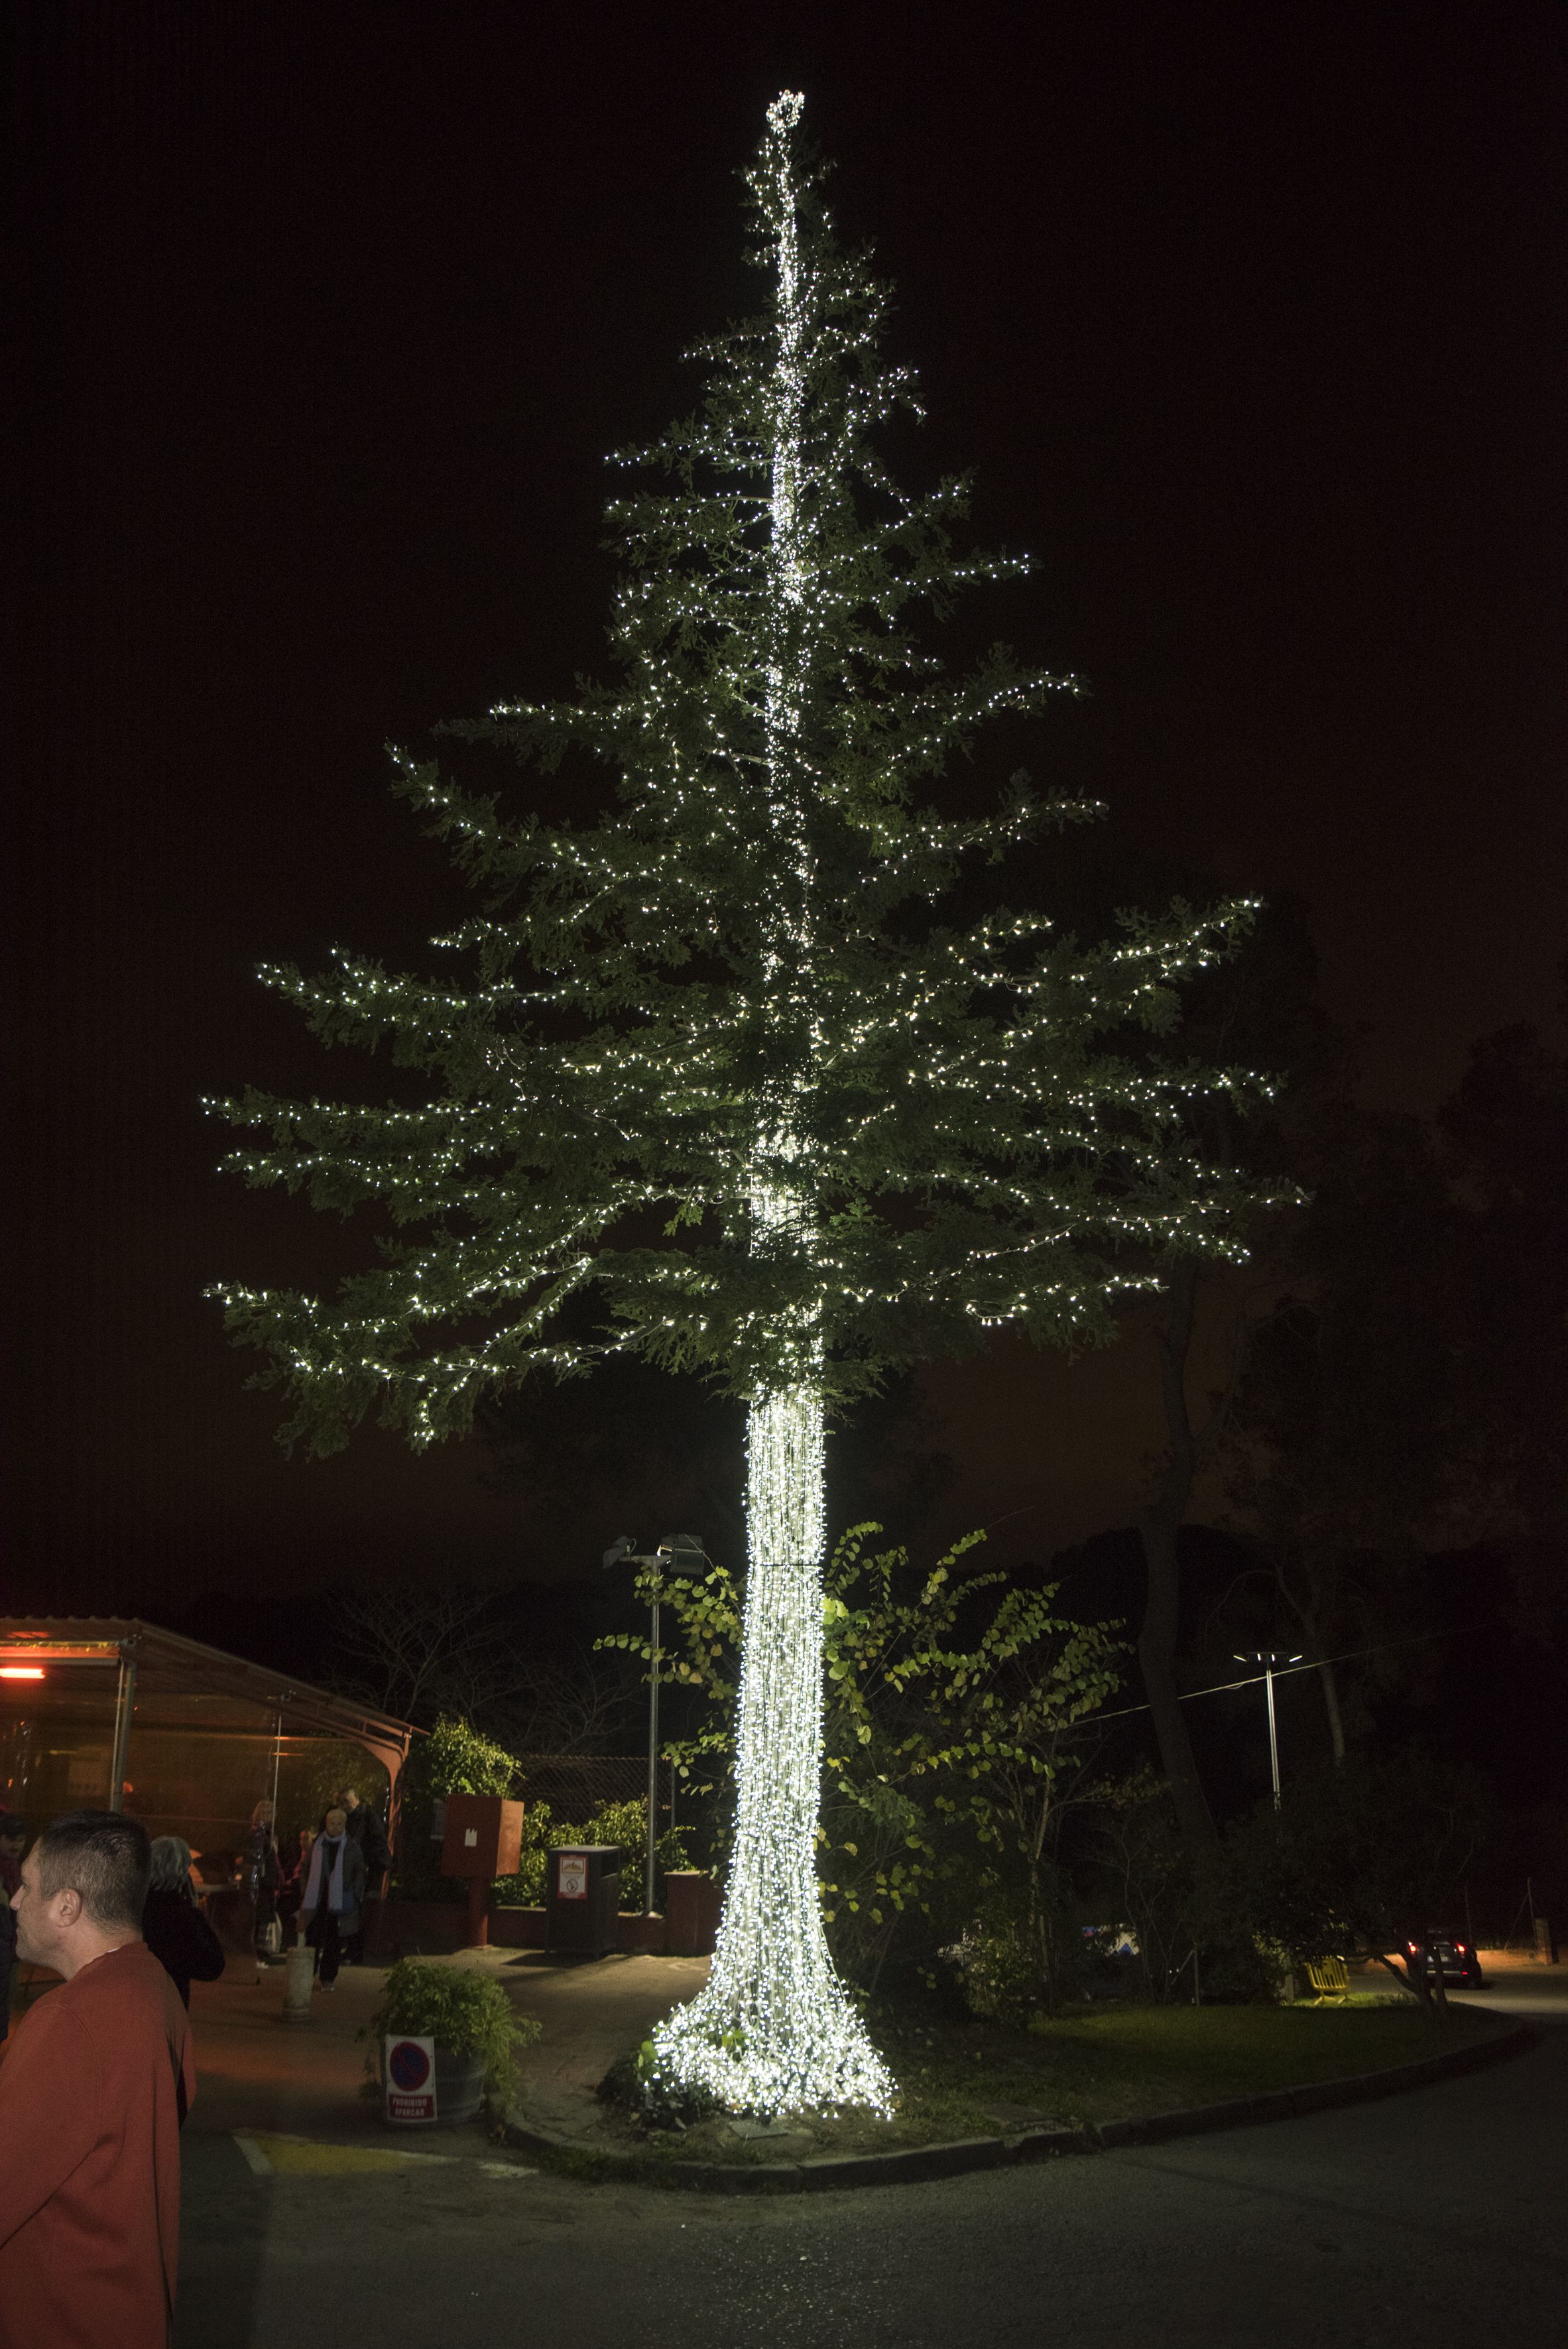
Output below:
[108,1667,125,1809]
[1236,1652,1297,1811]
[107,1651,137,1814]
[646,1589,660,1914]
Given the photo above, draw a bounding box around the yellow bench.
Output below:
[1304,1957,1351,1998]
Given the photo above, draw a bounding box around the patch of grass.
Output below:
[588,1998,1509,2169]
[537,2139,627,2185]
[961,2002,1499,2128]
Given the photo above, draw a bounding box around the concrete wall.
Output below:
[367,1901,686,1958]
[373,1888,723,1963]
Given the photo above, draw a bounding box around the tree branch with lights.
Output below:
[211,93,1273,2115]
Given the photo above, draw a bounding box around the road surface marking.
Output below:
[232,2134,536,2179]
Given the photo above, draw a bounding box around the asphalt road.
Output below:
[176,1990,1566,2349]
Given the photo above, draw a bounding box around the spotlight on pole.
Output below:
[1234,1652,1303,1810]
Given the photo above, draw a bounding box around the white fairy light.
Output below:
[652,92,894,2118]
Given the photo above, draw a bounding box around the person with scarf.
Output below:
[296,1807,365,1990]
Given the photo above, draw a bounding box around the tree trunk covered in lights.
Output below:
[1136,1256,1221,1858]
[661,119,892,2106]
[212,94,1276,2114]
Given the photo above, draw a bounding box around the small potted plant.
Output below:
[365,1958,540,2126]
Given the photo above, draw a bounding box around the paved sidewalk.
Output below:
[457,1947,710,2135]
[185,1962,392,2141]
[182,1945,709,2144]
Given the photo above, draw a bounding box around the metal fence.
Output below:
[512,1753,657,1821]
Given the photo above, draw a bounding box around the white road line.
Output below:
[229,2132,535,2178]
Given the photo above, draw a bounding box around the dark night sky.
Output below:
[5,1,1565,1611]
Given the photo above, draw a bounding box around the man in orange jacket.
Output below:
[0,1810,194,2349]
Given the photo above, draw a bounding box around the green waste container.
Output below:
[545,1844,621,1957]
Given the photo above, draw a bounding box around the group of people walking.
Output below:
[0,1782,393,2035]
[245,1783,392,1984]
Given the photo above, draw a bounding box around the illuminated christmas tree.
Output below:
[213,95,1264,2114]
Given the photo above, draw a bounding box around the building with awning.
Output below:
[0,1618,417,1886]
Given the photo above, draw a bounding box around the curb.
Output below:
[501,2018,1535,2193]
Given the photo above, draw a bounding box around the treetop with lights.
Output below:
[211,92,1274,2114]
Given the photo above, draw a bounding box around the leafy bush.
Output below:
[365,1958,540,2090]
[599,2039,723,2130]
[395,1722,694,1909]
[491,1796,691,1907]
[940,1917,1038,2025]
[394,1718,522,1900]
[1075,1768,1194,2002]
[619,1523,1122,1996]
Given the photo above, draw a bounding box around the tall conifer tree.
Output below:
[213,95,1265,2112]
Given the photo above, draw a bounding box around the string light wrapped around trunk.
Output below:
[650,97,894,2112]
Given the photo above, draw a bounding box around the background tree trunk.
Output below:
[1272,1551,1348,1764]
[1317,1659,1347,1762]
[1136,1258,1221,1856]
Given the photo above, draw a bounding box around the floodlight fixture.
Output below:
[1233,1652,1303,1810]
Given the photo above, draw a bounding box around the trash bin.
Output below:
[545,1845,621,1957]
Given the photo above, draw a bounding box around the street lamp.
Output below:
[1233,1652,1301,1810]
[604,1532,705,1913]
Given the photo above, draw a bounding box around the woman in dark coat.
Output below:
[141,1835,225,2007]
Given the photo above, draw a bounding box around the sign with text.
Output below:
[384,2035,438,2126]
[556,1853,589,1901]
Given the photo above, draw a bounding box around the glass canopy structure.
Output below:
[0,1618,417,1888]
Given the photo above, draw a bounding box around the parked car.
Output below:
[1404,1931,1484,1987]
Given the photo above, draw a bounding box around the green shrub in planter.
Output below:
[491,1796,694,1909]
[365,1958,540,2092]
[394,1718,522,1902]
